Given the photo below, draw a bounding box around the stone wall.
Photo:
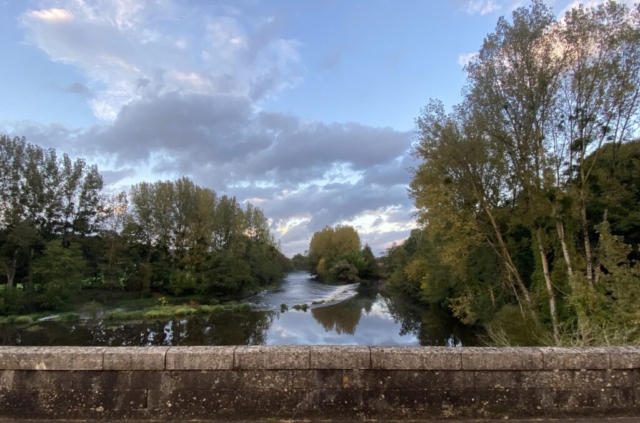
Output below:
[1,346,640,420]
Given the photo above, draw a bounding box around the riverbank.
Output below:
[0,275,284,325]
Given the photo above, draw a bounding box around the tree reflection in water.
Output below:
[0,282,478,346]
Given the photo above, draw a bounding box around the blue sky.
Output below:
[0,0,626,256]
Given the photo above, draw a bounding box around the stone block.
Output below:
[474,371,522,389]
[474,388,550,419]
[370,347,461,370]
[542,347,610,370]
[461,347,543,370]
[610,347,640,369]
[0,370,72,390]
[307,389,364,419]
[519,370,573,389]
[362,389,476,419]
[310,346,370,369]
[166,346,235,370]
[171,370,242,390]
[234,346,309,369]
[292,369,344,389]
[103,346,169,370]
[241,369,292,389]
[147,389,307,418]
[360,370,473,391]
[0,347,104,370]
[606,370,635,388]
[573,369,607,388]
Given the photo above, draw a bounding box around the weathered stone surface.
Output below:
[542,347,610,370]
[241,369,292,389]
[103,346,168,370]
[2,346,640,420]
[0,370,72,390]
[234,346,309,369]
[370,346,461,370]
[310,346,370,369]
[474,388,551,419]
[461,347,543,370]
[610,346,640,369]
[70,370,171,391]
[171,370,241,390]
[0,347,104,370]
[147,389,308,418]
[360,370,474,391]
[521,370,573,389]
[165,346,235,370]
[362,389,476,419]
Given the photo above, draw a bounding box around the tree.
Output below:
[409,1,640,345]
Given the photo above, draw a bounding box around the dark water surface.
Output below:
[0,272,478,346]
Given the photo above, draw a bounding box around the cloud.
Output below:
[20,0,303,120]
[28,8,73,22]
[12,0,416,255]
[64,82,92,96]
[457,52,478,68]
[465,0,501,15]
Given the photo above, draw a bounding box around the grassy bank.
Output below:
[104,302,252,322]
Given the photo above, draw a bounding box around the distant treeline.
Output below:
[384,1,640,346]
[0,134,290,316]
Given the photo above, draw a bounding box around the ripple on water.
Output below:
[247,272,360,311]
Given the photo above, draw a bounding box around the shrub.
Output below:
[13,315,34,325]
[174,306,196,317]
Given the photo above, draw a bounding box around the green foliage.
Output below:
[307,225,380,284]
[0,135,288,315]
[394,0,640,346]
[33,241,87,310]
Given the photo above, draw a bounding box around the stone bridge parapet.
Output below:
[1,346,639,419]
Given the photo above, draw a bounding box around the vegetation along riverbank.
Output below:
[2,1,640,348]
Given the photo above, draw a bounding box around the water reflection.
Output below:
[0,273,478,346]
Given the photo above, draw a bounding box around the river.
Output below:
[0,272,478,346]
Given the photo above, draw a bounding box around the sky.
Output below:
[0,0,630,257]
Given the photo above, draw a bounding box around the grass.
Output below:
[104,302,253,322]
[55,312,81,322]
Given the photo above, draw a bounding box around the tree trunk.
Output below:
[556,219,575,287]
[536,229,560,345]
[594,209,608,285]
[484,205,533,306]
[3,249,19,289]
[580,200,594,286]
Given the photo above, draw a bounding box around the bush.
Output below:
[13,315,34,325]
[174,306,196,317]
[230,303,251,313]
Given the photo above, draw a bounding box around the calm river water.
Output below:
[0,272,478,346]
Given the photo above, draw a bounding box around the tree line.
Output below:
[386,0,640,346]
[0,135,290,315]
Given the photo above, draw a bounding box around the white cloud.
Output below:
[20,0,303,120]
[457,52,478,67]
[28,8,73,22]
[466,0,501,15]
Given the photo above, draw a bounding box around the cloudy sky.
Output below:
[0,0,627,256]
